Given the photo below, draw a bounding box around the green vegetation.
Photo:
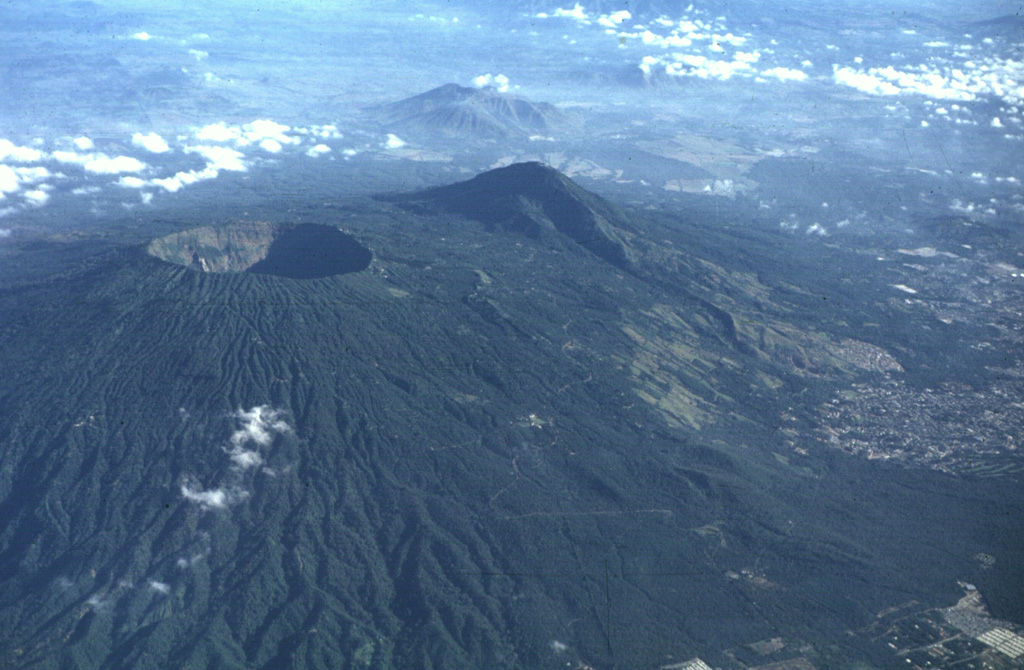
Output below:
[0,166,1021,670]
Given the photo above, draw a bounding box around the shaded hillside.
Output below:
[383,161,636,269]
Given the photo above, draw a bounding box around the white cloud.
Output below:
[950,198,987,215]
[0,228,11,238]
[14,166,51,182]
[181,482,246,509]
[230,406,290,449]
[717,33,747,46]
[243,119,298,146]
[196,123,242,143]
[992,117,1004,128]
[152,166,220,192]
[762,67,807,82]
[185,145,246,171]
[132,132,171,153]
[806,223,828,236]
[231,450,263,469]
[686,58,750,79]
[833,57,1024,105]
[306,144,331,157]
[86,594,108,609]
[663,34,693,47]
[552,4,588,21]
[117,176,147,188]
[227,405,291,470]
[0,164,52,195]
[639,55,660,75]
[597,10,630,28]
[131,31,152,41]
[195,119,299,149]
[188,49,208,61]
[311,124,342,139]
[703,179,735,196]
[51,150,91,165]
[176,554,205,569]
[73,137,94,150]
[678,19,701,33]
[151,177,183,192]
[492,73,511,92]
[385,134,406,149]
[23,190,50,206]
[471,73,510,93]
[832,66,901,95]
[0,139,44,162]
[148,580,171,595]
[83,155,148,174]
[259,138,283,153]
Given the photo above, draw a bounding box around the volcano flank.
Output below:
[383,161,636,268]
[0,164,1021,670]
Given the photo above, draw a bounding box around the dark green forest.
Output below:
[0,165,1021,670]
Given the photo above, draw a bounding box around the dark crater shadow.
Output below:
[147,222,372,279]
[248,224,372,279]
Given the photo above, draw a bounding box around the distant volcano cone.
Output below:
[379,84,567,138]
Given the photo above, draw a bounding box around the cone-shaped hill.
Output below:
[383,161,636,269]
[378,84,567,139]
[0,164,1022,670]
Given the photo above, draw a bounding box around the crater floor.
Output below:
[147,222,372,279]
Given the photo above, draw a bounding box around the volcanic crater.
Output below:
[147,222,373,279]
